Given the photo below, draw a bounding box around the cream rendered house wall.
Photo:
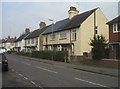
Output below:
[43,8,109,56]
[95,8,109,40]
[71,27,82,56]
[80,13,94,55]
[39,34,47,51]
[43,30,71,46]
[75,8,109,56]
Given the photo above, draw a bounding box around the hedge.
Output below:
[31,51,68,62]
[16,52,31,57]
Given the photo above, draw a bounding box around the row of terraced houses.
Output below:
[0,6,120,59]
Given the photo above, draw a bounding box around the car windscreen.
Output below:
[0,54,6,60]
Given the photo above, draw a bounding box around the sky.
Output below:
[0,0,119,39]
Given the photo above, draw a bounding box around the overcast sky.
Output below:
[0,1,119,38]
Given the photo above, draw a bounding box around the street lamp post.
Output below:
[49,19,54,51]
[49,19,54,61]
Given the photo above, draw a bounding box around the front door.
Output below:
[113,44,120,59]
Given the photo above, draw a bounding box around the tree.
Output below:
[90,35,108,60]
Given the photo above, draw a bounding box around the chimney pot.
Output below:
[25,28,30,34]
[68,6,79,19]
[70,6,77,11]
[39,21,46,29]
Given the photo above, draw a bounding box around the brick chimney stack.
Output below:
[25,28,30,34]
[68,6,79,19]
[39,21,46,29]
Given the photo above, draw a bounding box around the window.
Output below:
[36,38,38,45]
[113,23,120,33]
[50,33,56,40]
[48,46,52,51]
[11,43,14,46]
[72,29,76,41]
[118,22,120,32]
[28,39,30,44]
[31,39,34,44]
[57,45,62,51]
[60,31,67,39]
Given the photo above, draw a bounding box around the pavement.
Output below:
[20,55,119,77]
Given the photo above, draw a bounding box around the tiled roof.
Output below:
[1,38,16,43]
[25,25,50,39]
[16,33,29,42]
[43,18,69,35]
[7,38,16,42]
[43,8,97,35]
[61,8,97,30]
[107,16,120,24]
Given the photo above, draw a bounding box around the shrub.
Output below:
[90,35,108,60]
[32,50,68,62]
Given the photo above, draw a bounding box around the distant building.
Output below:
[15,28,30,52]
[42,6,109,61]
[107,16,120,59]
[1,36,16,51]
[24,22,50,52]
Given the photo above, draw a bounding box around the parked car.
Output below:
[0,48,7,53]
[0,52,8,71]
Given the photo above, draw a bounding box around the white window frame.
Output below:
[118,22,120,32]
[50,33,56,40]
[31,38,34,44]
[72,29,77,41]
[35,38,38,45]
[60,31,67,39]
[113,23,120,33]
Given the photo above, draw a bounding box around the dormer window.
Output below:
[113,22,120,33]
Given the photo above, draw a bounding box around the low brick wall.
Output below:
[83,58,119,69]
[70,56,84,64]
[70,56,119,69]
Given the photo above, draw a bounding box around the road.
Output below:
[2,54,119,88]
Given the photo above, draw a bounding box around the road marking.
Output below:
[30,81,36,85]
[74,77,108,87]
[22,62,31,66]
[24,77,28,80]
[18,74,23,77]
[36,66,58,74]
[38,85,44,89]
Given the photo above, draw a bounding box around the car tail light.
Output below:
[3,59,8,63]
[4,60,8,63]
